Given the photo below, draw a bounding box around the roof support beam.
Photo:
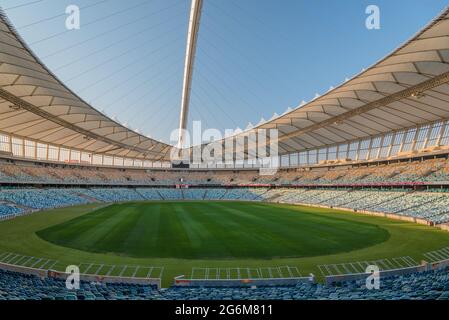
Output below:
[178,0,203,148]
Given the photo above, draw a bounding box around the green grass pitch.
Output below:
[0,201,448,287]
[36,201,390,259]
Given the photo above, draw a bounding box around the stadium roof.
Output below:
[1,7,449,161]
[238,6,449,155]
[0,10,172,161]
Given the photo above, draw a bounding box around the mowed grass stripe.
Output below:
[190,202,269,258]
[158,202,234,258]
[206,202,388,257]
[155,203,195,258]
[121,203,162,252]
[173,203,204,248]
[201,202,301,258]
[177,201,287,258]
[37,204,138,253]
[37,201,390,259]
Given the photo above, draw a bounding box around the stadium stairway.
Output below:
[393,193,442,215]
[362,190,411,211]
[204,189,226,200]
[0,200,31,212]
[72,190,101,203]
[156,189,166,200]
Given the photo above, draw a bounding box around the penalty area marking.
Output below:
[78,262,163,279]
[0,252,58,270]
[318,256,419,276]
[424,246,449,262]
[190,266,301,280]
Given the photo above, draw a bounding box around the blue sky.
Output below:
[0,0,448,143]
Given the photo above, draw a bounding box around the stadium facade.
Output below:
[1,4,449,302]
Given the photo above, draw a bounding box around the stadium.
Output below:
[0,0,449,304]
